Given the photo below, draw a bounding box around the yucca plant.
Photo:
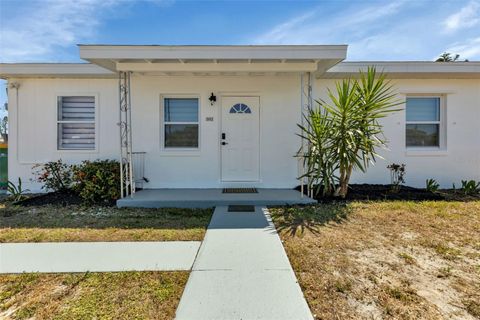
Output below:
[297,106,338,196]
[298,67,401,198]
[426,179,440,192]
[460,180,480,195]
[7,177,30,202]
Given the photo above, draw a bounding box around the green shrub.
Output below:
[7,177,30,202]
[387,163,406,192]
[425,179,440,192]
[33,159,73,191]
[460,180,480,195]
[72,160,120,205]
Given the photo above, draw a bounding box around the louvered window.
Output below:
[57,96,96,150]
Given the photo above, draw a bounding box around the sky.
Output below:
[1,0,480,110]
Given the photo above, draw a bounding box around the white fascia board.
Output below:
[79,45,348,62]
[323,61,480,79]
[0,63,115,79]
[79,45,348,59]
[116,61,319,73]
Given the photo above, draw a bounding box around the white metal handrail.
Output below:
[132,151,148,189]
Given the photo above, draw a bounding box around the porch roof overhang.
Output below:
[324,61,480,79]
[0,63,115,79]
[78,45,348,75]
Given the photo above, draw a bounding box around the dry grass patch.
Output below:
[0,271,188,319]
[0,204,212,242]
[271,201,480,319]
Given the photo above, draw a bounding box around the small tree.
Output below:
[0,116,7,142]
[436,52,468,62]
[298,67,400,198]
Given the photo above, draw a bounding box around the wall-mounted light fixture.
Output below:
[209,92,217,106]
[9,82,20,90]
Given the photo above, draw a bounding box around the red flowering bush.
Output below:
[33,159,120,205]
[33,160,73,191]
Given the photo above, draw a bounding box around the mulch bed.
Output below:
[296,184,452,203]
[15,190,84,207]
[8,185,479,207]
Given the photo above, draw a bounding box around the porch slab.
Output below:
[117,188,316,208]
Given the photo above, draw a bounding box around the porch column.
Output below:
[118,71,134,198]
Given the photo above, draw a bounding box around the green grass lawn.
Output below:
[271,201,480,319]
[0,271,188,320]
[0,202,213,319]
[0,204,212,242]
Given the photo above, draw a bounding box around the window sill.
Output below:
[56,149,99,154]
[405,149,448,157]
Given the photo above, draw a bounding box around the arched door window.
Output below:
[229,103,251,114]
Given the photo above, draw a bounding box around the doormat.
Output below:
[222,188,258,194]
[228,205,255,212]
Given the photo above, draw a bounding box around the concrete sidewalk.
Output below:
[0,241,200,273]
[175,206,313,320]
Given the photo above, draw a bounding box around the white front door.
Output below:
[221,96,260,181]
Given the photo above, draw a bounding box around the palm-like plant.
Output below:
[298,67,400,198]
[297,106,338,196]
[436,52,460,62]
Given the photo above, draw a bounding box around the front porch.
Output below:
[77,45,348,200]
[116,189,316,208]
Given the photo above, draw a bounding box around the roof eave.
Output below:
[0,63,116,79]
[322,61,480,79]
[79,44,348,73]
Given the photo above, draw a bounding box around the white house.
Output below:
[1,45,479,202]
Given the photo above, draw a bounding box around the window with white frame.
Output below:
[405,96,444,148]
[57,96,96,150]
[163,97,199,148]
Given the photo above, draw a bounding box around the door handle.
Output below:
[221,141,228,145]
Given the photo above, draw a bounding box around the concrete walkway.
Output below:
[175,206,313,320]
[0,241,200,273]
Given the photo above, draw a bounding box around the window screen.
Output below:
[57,96,95,150]
[164,98,199,148]
[405,97,441,147]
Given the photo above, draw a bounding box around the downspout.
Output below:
[118,73,124,198]
[127,72,134,195]
[299,71,313,198]
[300,73,305,198]
[307,72,313,198]
[9,82,20,166]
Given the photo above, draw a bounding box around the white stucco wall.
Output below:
[7,75,480,191]
[8,74,303,191]
[130,74,302,188]
[315,78,480,187]
[8,78,119,192]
